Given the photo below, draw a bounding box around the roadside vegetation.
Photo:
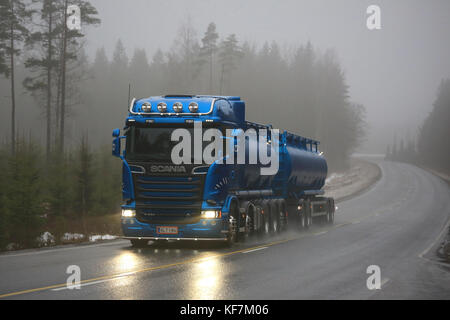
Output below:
[386,78,450,175]
[0,1,367,250]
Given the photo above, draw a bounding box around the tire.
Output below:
[270,201,280,233]
[260,201,271,237]
[278,200,287,232]
[245,204,255,237]
[298,211,306,230]
[305,200,313,228]
[327,199,335,225]
[226,201,238,246]
[130,239,148,247]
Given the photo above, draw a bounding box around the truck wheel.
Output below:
[226,202,238,246]
[271,202,280,233]
[130,239,148,248]
[280,201,287,231]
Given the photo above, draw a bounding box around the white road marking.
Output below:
[0,240,127,259]
[418,217,450,259]
[242,247,268,254]
[314,231,328,236]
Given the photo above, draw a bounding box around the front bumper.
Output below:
[121,217,228,240]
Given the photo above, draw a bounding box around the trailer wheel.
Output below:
[278,200,287,232]
[270,201,280,233]
[327,199,335,225]
[305,200,313,228]
[130,239,148,248]
[259,201,271,237]
[298,211,306,230]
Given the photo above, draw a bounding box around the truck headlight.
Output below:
[201,210,221,219]
[122,209,136,217]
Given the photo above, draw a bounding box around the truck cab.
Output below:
[113,95,247,245]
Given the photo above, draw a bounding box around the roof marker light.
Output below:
[141,102,151,112]
[189,102,199,113]
[157,102,167,113]
[173,102,183,113]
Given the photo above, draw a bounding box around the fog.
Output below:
[1,0,450,153]
[82,0,450,153]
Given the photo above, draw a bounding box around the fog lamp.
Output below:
[201,210,221,219]
[122,209,136,217]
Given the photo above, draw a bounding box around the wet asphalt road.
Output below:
[0,159,449,300]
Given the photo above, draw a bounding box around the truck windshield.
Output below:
[125,126,190,162]
[125,124,226,163]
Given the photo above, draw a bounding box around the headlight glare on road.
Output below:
[201,210,221,219]
[122,209,136,217]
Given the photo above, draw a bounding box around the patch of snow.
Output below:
[6,243,18,251]
[62,233,85,241]
[89,234,117,242]
[37,231,55,246]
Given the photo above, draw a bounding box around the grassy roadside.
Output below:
[2,158,383,251]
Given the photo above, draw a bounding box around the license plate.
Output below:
[156,226,178,235]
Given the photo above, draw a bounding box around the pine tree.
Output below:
[75,135,93,235]
[199,22,219,93]
[58,0,100,152]
[129,48,150,97]
[6,138,44,248]
[0,0,33,155]
[0,146,8,249]
[23,0,60,159]
[218,34,243,94]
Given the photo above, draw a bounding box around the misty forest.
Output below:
[0,0,448,250]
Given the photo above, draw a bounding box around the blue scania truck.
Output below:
[113,95,335,247]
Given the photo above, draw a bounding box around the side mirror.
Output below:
[112,129,122,158]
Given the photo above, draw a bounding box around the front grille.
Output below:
[133,174,205,224]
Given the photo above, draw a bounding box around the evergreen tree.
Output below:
[75,135,93,235]
[218,34,243,94]
[0,147,8,249]
[6,138,44,248]
[0,0,33,155]
[129,48,150,97]
[58,0,100,152]
[199,22,219,93]
[23,0,60,159]
[418,78,450,172]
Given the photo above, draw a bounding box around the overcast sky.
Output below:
[85,0,450,152]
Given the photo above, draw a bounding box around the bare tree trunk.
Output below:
[46,10,53,159]
[219,64,224,95]
[209,49,213,93]
[10,16,15,155]
[55,44,62,143]
[59,0,68,153]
